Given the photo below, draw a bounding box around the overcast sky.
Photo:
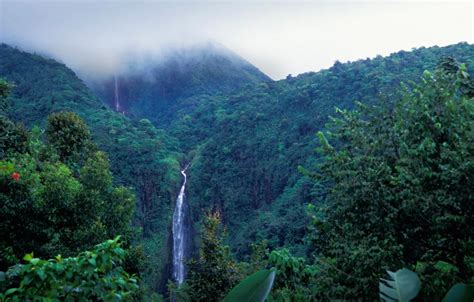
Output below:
[0,0,473,79]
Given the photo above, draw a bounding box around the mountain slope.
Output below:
[0,43,183,292]
[2,41,473,293]
[88,43,271,128]
[172,42,474,256]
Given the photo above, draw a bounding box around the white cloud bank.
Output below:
[0,0,472,79]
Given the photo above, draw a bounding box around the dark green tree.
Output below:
[183,212,240,302]
[0,117,28,158]
[0,78,13,114]
[0,114,136,271]
[0,78,11,99]
[268,248,318,301]
[45,111,91,162]
[0,79,26,158]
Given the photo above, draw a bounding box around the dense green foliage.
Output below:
[266,249,317,300]
[0,116,28,157]
[1,41,473,300]
[175,43,474,258]
[0,112,135,271]
[167,56,474,301]
[177,212,315,301]
[180,212,240,302]
[0,44,183,292]
[0,81,143,299]
[306,61,474,300]
[0,237,138,301]
[45,111,91,161]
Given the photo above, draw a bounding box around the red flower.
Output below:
[11,172,20,181]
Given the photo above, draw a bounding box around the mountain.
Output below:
[87,43,271,128]
[170,43,474,256]
[2,41,473,297]
[0,43,183,292]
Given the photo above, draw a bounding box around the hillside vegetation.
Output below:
[0,43,183,293]
[172,43,474,257]
[1,42,473,301]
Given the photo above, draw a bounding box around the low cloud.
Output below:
[0,1,472,79]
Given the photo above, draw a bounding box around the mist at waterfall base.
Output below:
[172,168,190,285]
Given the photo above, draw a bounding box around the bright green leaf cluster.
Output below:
[0,237,138,301]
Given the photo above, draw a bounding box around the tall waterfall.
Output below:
[172,167,188,285]
[114,75,120,112]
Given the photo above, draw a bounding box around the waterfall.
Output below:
[114,75,120,112]
[172,167,188,285]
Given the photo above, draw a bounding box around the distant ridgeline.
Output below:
[1,42,473,295]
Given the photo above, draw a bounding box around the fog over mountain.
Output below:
[1,0,472,79]
[1,0,474,299]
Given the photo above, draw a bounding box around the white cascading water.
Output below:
[114,75,120,112]
[172,167,188,285]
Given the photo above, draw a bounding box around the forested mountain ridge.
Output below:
[176,42,474,256]
[87,43,271,128]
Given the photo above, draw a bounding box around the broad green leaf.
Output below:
[88,258,96,266]
[4,288,18,296]
[223,269,276,302]
[22,275,33,286]
[23,253,33,262]
[434,261,458,274]
[36,270,46,281]
[442,283,474,302]
[379,268,421,302]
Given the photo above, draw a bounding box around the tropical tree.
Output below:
[0,112,136,270]
[183,211,240,302]
[45,111,91,162]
